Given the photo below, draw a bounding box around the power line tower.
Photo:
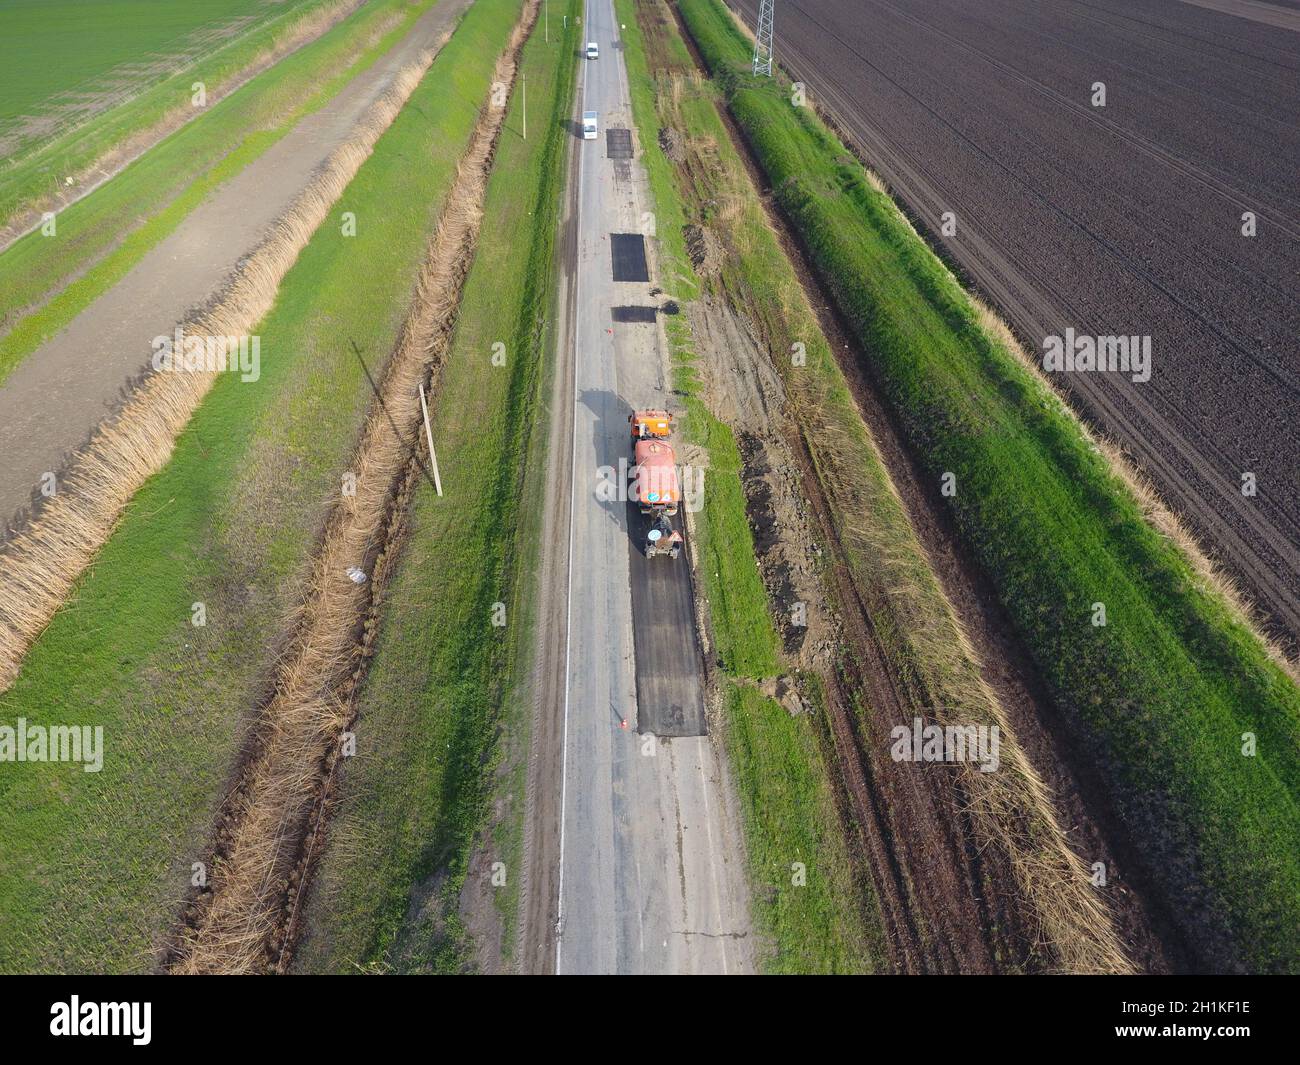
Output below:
[753,0,775,77]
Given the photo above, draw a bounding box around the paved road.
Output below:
[0,0,473,536]
[730,0,1300,644]
[552,0,752,974]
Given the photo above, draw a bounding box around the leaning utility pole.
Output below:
[753,0,775,77]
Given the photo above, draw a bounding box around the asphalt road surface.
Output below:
[550,0,752,974]
[730,0,1300,643]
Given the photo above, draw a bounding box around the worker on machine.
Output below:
[630,409,672,440]
[645,514,683,559]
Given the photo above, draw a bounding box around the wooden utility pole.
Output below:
[418,383,443,497]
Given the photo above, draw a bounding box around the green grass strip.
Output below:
[291,1,581,975]
[0,0,521,974]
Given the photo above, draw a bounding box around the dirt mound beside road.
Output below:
[659,125,685,163]
[684,221,723,276]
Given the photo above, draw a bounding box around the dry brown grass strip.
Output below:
[167,0,540,976]
[0,52,441,693]
[794,367,1135,975]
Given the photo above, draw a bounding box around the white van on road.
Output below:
[586,41,599,59]
[582,110,598,140]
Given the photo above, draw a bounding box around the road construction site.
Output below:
[517,0,753,973]
[1,0,1296,977]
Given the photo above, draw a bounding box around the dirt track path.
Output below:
[0,0,473,538]
[731,0,1300,648]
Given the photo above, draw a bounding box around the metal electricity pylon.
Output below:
[753,0,775,77]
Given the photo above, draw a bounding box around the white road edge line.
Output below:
[555,0,592,978]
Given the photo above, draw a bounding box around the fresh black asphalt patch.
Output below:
[610,233,649,282]
[612,305,656,323]
[625,500,707,738]
[606,127,633,159]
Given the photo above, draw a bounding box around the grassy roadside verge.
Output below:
[0,0,522,974]
[0,0,441,383]
[0,0,343,228]
[619,0,883,972]
[291,1,580,974]
[681,0,1300,971]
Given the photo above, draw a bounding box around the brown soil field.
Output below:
[730,0,1300,651]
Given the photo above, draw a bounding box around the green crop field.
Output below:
[0,0,435,386]
[0,0,520,974]
[293,0,581,974]
[0,0,289,135]
[0,0,341,213]
[680,0,1300,974]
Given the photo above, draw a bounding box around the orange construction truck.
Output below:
[632,438,680,515]
[629,409,672,440]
